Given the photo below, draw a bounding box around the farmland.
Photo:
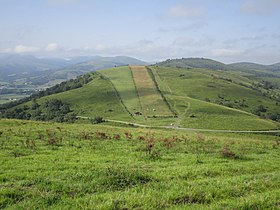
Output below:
[101,66,144,121]
[130,66,174,117]
[0,118,280,209]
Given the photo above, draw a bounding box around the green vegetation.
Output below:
[130,66,174,117]
[157,58,227,70]
[34,73,133,121]
[101,66,142,119]
[1,98,76,123]
[1,60,280,209]
[0,119,279,209]
[149,65,280,129]
[1,62,280,130]
[0,73,94,111]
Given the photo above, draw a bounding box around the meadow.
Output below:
[23,73,133,122]
[0,119,280,209]
[149,66,279,130]
[130,66,174,117]
[100,67,144,121]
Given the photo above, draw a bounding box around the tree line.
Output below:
[1,98,76,123]
[0,73,95,111]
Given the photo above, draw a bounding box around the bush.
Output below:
[90,116,104,124]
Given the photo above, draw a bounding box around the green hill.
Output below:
[228,62,280,73]
[157,58,227,70]
[1,63,279,131]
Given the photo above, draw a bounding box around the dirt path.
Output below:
[77,116,280,133]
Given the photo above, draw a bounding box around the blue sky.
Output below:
[0,0,280,64]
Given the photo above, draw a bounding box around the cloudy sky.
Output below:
[0,0,280,64]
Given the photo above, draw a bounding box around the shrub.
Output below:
[220,144,236,159]
[90,116,104,124]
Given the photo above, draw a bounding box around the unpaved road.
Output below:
[77,116,280,133]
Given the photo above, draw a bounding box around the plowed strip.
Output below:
[130,66,174,117]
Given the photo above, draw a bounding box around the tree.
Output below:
[90,116,104,124]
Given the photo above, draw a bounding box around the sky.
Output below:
[0,0,280,64]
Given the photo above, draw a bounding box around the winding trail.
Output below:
[77,116,280,133]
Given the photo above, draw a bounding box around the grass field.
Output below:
[130,66,174,117]
[30,73,133,121]
[149,66,279,130]
[151,66,279,115]
[0,94,31,104]
[100,67,144,121]
[0,119,280,209]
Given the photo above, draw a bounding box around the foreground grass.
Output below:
[0,119,280,209]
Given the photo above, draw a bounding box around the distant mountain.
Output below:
[0,54,93,82]
[0,55,147,83]
[228,62,280,72]
[0,54,70,75]
[157,58,227,70]
[75,56,147,70]
[157,58,280,76]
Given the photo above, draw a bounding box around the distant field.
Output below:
[130,66,174,117]
[0,94,30,104]
[0,119,279,209]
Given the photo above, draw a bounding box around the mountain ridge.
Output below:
[156,57,280,72]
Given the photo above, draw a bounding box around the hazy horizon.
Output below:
[1,0,280,64]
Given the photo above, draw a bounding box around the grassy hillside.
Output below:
[1,64,279,130]
[0,119,280,209]
[29,73,133,121]
[130,66,174,117]
[150,66,279,130]
[151,66,279,113]
[157,58,227,70]
[101,66,143,120]
[228,62,280,73]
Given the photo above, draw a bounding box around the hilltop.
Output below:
[157,58,227,70]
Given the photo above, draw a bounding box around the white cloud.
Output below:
[210,49,241,57]
[173,35,215,47]
[45,43,59,52]
[241,0,280,15]
[167,5,204,18]
[14,45,40,53]
[94,44,106,51]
